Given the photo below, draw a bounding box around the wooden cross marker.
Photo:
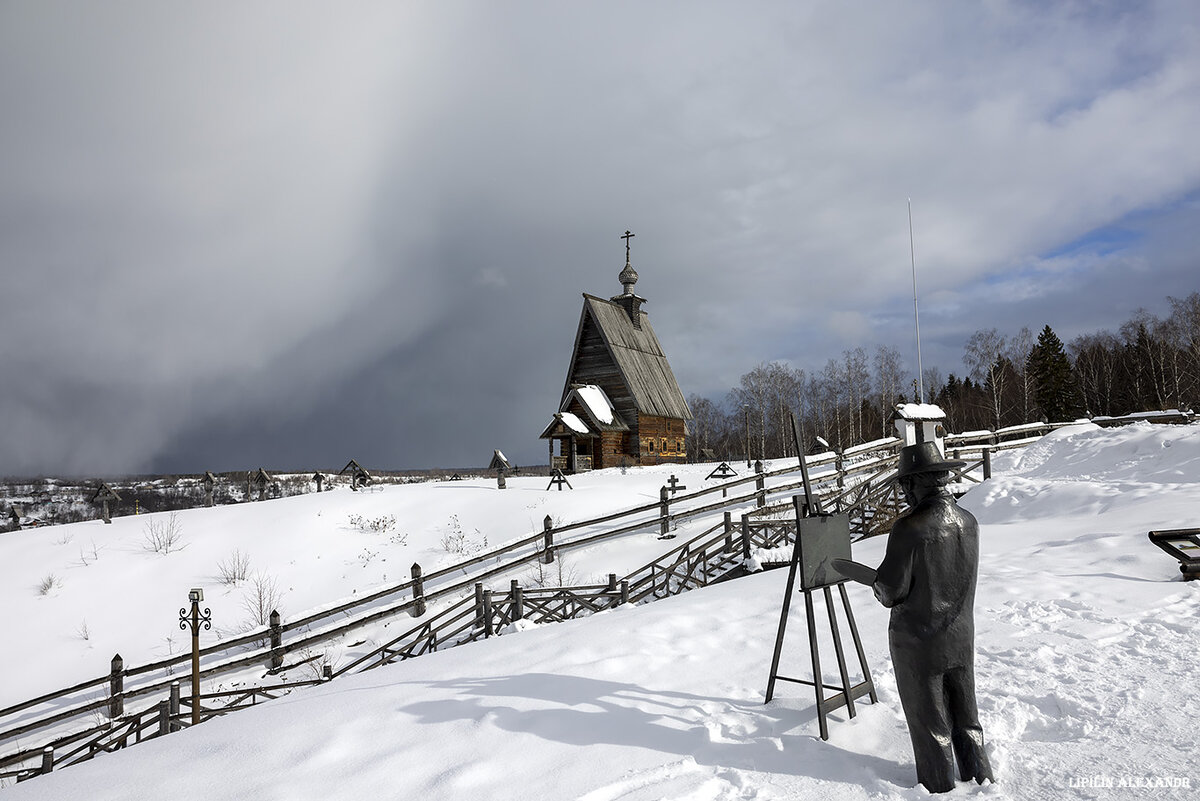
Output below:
[707,462,738,480]
[546,469,573,492]
[667,474,688,495]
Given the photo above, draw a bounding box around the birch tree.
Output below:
[963,328,1009,429]
[874,345,906,437]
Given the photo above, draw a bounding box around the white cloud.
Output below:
[2,1,1198,472]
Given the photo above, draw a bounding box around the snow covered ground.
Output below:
[1,461,744,708]
[5,422,1200,799]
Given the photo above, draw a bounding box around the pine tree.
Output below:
[1027,325,1082,422]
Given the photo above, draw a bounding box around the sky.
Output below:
[2,1,1199,476]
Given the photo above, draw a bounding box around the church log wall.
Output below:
[636,415,687,466]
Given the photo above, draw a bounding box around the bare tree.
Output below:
[686,394,720,459]
[922,366,944,406]
[874,345,907,437]
[1069,331,1120,416]
[1007,326,1036,422]
[842,348,870,445]
[963,328,1009,429]
[819,359,847,448]
[241,573,284,629]
[1120,310,1172,410]
[1167,292,1200,408]
[729,363,773,461]
[765,362,804,458]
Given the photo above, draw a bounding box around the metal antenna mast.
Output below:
[909,198,924,403]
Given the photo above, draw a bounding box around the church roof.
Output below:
[539,385,631,439]
[564,294,691,421]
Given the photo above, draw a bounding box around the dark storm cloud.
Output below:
[3,2,1200,475]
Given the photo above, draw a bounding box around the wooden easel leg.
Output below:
[824,584,856,719]
[839,582,878,703]
[765,499,808,704]
[805,589,829,741]
[764,536,803,703]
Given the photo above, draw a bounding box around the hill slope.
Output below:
[5,422,1200,799]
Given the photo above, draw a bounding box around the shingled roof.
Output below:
[562,294,691,421]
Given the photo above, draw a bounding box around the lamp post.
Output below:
[743,404,751,468]
[179,588,212,726]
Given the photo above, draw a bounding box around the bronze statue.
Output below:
[837,441,994,793]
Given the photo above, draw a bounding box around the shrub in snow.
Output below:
[295,647,339,681]
[440,514,487,556]
[217,549,252,584]
[37,572,60,596]
[142,511,185,554]
[348,513,397,534]
[77,540,100,567]
[240,572,284,629]
[525,555,579,588]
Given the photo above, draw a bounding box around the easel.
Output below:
[764,425,876,740]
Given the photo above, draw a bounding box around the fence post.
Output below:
[543,515,554,564]
[753,460,766,507]
[474,583,485,630]
[412,562,427,617]
[109,653,124,718]
[483,589,494,638]
[836,449,845,490]
[157,699,171,736]
[607,573,617,593]
[660,486,670,537]
[983,447,992,480]
[169,681,181,732]
[511,579,524,621]
[741,513,751,561]
[40,746,53,775]
[619,580,629,605]
[723,511,733,552]
[269,610,283,670]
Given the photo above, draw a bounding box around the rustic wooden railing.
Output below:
[0,677,326,785]
[1,420,1070,785]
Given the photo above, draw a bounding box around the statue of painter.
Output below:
[835,441,995,793]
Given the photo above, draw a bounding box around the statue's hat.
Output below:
[895,441,966,479]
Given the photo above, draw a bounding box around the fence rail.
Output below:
[2,421,1073,785]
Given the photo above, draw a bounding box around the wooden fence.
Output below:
[1,421,1066,785]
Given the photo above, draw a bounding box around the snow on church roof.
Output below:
[575,385,615,425]
[558,412,589,435]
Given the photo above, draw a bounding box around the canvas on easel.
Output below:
[798,513,852,589]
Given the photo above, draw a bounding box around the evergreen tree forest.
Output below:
[685,292,1200,461]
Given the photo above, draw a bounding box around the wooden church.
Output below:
[540,232,692,473]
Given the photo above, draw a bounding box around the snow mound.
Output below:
[973,422,1200,525]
